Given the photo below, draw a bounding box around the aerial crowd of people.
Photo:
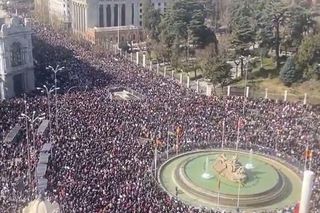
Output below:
[0,21,319,213]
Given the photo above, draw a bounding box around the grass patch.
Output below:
[252,57,279,79]
[232,78,320,104]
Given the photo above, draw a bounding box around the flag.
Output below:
[294,202,300,213]
[217,179,221,191]
[176,126,183,138]
[304,145,311,171]
[304,149,313,159]
[309,150,313,159]
[155,138,163,148]
[237,117,245,129]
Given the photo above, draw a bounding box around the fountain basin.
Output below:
[158,150,302,211]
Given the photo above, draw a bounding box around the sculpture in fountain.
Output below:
[213,154,247,184]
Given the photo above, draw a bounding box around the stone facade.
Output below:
[71,0,167,32]
[0,14,35,100]
[35,0,167,43]
[48,0,72,28]
[34,0,50,21]
[85,25,144,47]
[74,0,167,44]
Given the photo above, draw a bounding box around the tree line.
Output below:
[141,0,320,87]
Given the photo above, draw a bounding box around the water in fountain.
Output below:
[201,157,214,179]
[245,149,254,169]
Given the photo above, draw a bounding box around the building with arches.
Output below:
[0,12,34,100]
[75,0,167,44]
[37,0,167,44]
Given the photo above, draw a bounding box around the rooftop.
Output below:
[92,25,141,32]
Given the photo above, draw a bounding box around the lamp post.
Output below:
[236,55,251,114]
[21,95,32,200]
[20,110,45,198]
[244,55,251,90]
[36,85,59,143]
[21,111,46,147]
[46,65,64,128]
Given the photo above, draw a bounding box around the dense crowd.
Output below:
[0,22,319,213]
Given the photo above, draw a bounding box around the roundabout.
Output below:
[158,149,302,212]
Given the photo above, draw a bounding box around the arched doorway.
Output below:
[13,73,24,96]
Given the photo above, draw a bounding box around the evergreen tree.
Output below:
[280,57,300,86]
[268,0,287,69]
[142,0,161,41]
[296,34,320,78]
[160,0,216,48]
[202,55,232,89]
[286,5,311,47]
[231,16,256,55]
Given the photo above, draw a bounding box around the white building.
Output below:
[36,0,168,43]
[0,11,35,100]
[71,0,167,33]
[48,0,72,28]
[71,0,167,44]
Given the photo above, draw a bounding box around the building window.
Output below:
[121,4,126,26]
[106,5,111,27]
[99,5,104,27]
[131,3,134,25]
[10,42,25,67]
[114,4,119,26]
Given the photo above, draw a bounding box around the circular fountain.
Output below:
[158,149,302,211]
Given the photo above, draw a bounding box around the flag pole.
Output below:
[154,142,157,177]
[237,181,241,208]
[166,131,169,159]
[304,143,309,171]
[221,118,225,149]
[217,177,221,208]
[236,118,240,151]
[176,133,179,155]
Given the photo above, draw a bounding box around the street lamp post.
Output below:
[21,95,32,200]
[46,65,64,128]
[21,111,46,147]
[20,110,45,198]
[37,85,59,143]
[244,55,251,90]
[237,55,251,114]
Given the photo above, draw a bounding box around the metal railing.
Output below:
[119,51,320,105]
